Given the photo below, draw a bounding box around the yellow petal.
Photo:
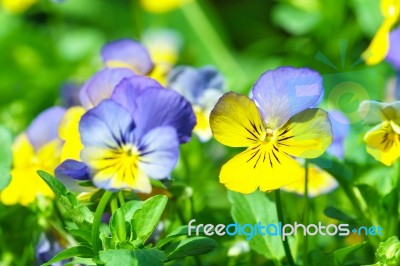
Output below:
[364,121,400,165]
[0,168,54,206]
[380,0,400,19]
[37,139,63,170]
[147,63,170,86]
[0,0,37,14]
[210,92,266,147]
[219,142,303,194]
[362,19,394,65]
[12,134,35,168]
[282,163,338,197]
[276,108,332,158]
[194,106,212,142]
[59,107,85,161]
[140,0,192,13]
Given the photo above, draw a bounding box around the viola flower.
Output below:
[101,39,154,76]
[143,29,182,85]
[0,0,37,14]
[0,107,65,205]
[210,67,332,194]
[168,66,224,141]
[282,111,349,197]
[140,0,192,13]
[362,0,400,65]
[359,100,400,166]
[58,75,196,192]
[61,68,136,161]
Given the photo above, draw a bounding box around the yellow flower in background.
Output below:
[362,0,400,65]
[143,29,182,85]
[281,163,338,197]
[0,107,65,205]
[58,106,85,161]
[359,100,400,166]
[0,0,37,14]
[140,0,192,13]
[210,67,332,194]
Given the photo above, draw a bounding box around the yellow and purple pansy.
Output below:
[0,107,65,205]
[168,65,224,141]
[210,66,333,194]
[359,100,400,166]
[56,75,196,193]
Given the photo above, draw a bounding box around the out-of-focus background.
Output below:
[0,0,397,265]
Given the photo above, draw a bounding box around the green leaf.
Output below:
[228,190,285,260]
[99,248,165,266]
[156,225,205,248]
[324,206,357,222]
[272,3,321,35]
[309,242,366,266]
[41,245,94,266]
[67,228,93,245]
[121,200,143,222]
[132,195,168,243]
[164,236,217,261]
[37,170,93,226]
[332,241,366,265]
[110,208,127,243]
[0,126,12,191]
[150,179,167,189]
[64,258,96,266]
[375,236,400,265]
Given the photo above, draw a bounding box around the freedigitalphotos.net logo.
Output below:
[188,219,383,240]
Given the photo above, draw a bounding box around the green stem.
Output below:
[275,189,296,266]
[302,160,310,266]
[118,191,126,206]
[110,196,118,214]
[391,161,400,236]
[92,191,113,255]
[180,1,247,83]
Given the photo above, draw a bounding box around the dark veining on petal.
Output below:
[271,149,281,164]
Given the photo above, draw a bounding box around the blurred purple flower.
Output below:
[387,27,400,71]
[101,39,154,75]
[36,233,64,266]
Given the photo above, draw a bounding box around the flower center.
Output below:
[262,128,275,143]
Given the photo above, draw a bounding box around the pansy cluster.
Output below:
[4,26,400,264]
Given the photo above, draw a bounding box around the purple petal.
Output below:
[26,106,66,151]
[167,65,224,103]
[328,111,350,159]
[79,100,135,149]
[111,76,163,115]
[55,160,93,192]
[60,82,81,108]
[133,88,196,143]
[137,126,179,179]
[55,159,90,181]
[101,39,154,75]
[387,27,400,70]
[251,66,323,129]
[79,68,135,109]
